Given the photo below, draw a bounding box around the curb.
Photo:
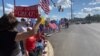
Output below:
[43,41,54,56]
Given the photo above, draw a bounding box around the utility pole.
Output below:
[71,0,73,19]
[2,0,5,14]
[14,0,16,7]
[14,0,16,12]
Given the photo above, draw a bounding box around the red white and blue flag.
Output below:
[39,0,50,14]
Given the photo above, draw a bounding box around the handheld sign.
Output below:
[14,5,39,18]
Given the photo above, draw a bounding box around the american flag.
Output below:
[39,0,50,14]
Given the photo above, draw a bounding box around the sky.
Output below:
[0,0,100,20]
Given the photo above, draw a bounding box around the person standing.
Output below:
[16,18,28,55]
[64,18,69,28]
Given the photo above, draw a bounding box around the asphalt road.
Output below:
[48,23,100,56]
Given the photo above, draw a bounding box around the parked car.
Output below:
[81,21,86,24]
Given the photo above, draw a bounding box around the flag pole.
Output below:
[2,0,5,14]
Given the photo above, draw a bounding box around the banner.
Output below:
[14,5,39,18]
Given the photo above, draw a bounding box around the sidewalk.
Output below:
[43,40,54,56]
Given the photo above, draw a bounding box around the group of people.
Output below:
[16,18,46,56]
[0,13,69,56]
[0,13,46,56]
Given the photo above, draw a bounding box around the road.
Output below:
[48,23,100,56]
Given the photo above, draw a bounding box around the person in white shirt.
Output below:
[16,18,28,55]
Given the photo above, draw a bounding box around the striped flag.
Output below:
[39,0,50,14]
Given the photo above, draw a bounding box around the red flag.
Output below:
[39,0,50,14]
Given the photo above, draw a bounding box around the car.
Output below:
[75,22,80,24]
[81,22,86,24]
[86,21,91,24]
